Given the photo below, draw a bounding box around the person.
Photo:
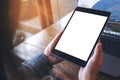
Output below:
[0,0,103,80]
[20,31,103,80]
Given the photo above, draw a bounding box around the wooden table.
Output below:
[14,12,120,80]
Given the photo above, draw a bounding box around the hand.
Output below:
[44,31,64,65]
[78,42,103,80]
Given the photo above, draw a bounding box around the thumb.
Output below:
[85,42,103,74]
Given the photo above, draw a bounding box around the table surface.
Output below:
[14,12,120,80]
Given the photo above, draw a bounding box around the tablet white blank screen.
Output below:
[55,11,107,61]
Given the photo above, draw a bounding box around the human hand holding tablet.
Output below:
[52,7,110,67]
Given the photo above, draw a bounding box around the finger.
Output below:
[92,42,103,65]
[44,31,63,55]
[85,42,103,71]
[48,30,63,51]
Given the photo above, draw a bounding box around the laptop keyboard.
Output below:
[100,31,120,57]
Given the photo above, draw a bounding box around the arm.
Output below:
[21,52,53,78]
[19,31,63,78]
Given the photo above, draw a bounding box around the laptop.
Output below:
[100,21,120,77]
[77,0,120,77]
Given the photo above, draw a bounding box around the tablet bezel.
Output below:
[52,7,111,67]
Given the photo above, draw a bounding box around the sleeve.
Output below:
[20,52,53,78]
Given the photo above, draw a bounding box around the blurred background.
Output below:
[12,0,77,46]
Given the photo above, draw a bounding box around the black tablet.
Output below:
[52,7,111,67]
